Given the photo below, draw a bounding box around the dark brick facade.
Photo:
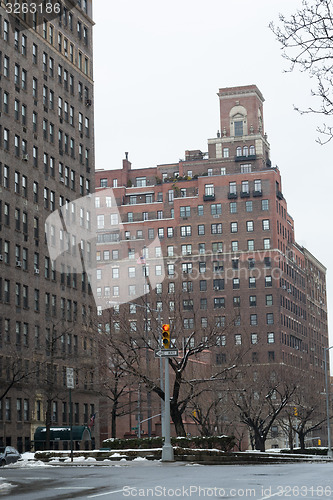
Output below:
[0,0,99,451]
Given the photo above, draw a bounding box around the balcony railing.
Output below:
[253,190,262,197]
[228,192,238,199]
[203,193,215,201]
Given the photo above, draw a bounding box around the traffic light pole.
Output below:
[161,357,174,462]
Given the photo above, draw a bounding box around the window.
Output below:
[254,179,262,193]
[241,164,252,173]
[241,180,249,193]
[231,241,238,252]
[212,242,223,253]
[249,295,256,307]
[180,226,191,237]
[250,314,257,326]
[234,120,243,136]
[265,276,272,287]
[267,332,275,344]
[214,297,225,309]
[251,333,258,345]
[211,204,222,215]
[264,257,271,267]
[246,221,254,232]
[266,313,274,325]
[180,206,191,217]
[235,334,242,345]
[223,148,229,158]
[247,240,254,251]
[229,181,237,194]
[167,264,175,276]
[182,263,192,274]
[268,351,275,362]
[211,223,222,234]
[198,225,205,235]
[230,222,238,233]
[198,205,204,216]
[181,244,192,256]
[199,262,206,273]
[200,280,207,291]
[183,318,194,329]
[263,238,271,250]
[262,219,270,230]
[262,199,269,211]
[204,184,214,196]
[266,294,273,306]
[233,278,240,289]
[246,201,253,212]
[230,202,237,214]
[249,277,256,288]
[213,279,224,291]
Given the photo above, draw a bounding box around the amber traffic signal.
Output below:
[162,324,170,349]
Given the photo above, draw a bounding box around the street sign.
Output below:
[66,367,74,389]
[154,348,179,358]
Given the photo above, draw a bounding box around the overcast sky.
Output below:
[92,0,333,354]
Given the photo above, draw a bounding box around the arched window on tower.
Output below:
[250,145,255,155]
[236,147,242,157]
[243,146,248,157]
[234,121,243,137]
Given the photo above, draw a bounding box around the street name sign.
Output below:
[66,367,74,389]
[154,349,179,358]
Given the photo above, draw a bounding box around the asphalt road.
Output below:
[0,461,332,499]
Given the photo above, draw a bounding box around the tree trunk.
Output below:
[111,403,117,439]
[288,428,294,451]
[45,399,52,450]
[254,431,265,452]
[170,402,186,437]
[299,431,306,452]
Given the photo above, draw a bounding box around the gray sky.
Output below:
[93,0,333,355]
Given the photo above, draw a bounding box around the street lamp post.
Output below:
[324,346,333,458]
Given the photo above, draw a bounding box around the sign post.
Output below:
[160,325,174,462]
[66,367,74,462]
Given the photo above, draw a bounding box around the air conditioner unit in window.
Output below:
[22,154,29,161]
[187,251,191,255]
[282,285,287,289]
[217,249,223,253]
[34,268,40,274]
[85,99,92,106]
[214,287,220,291]
[60,177,65,183]
[16,261,22,267]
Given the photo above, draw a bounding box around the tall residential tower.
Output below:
[0,0,99,451]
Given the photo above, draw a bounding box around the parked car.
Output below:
[0,447,21,466]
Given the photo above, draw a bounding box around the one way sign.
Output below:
[154,348,179,358]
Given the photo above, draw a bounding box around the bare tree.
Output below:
[96,294,239,437]
[270,0,333,143]
[97,350,135,438]
[229,365,297,451]
[279,375,327,451]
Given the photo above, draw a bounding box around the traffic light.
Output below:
[162,324,170,349]
[293,407,298,416]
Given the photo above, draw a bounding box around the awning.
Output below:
[34,426,91,442]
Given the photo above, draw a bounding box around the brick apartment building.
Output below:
[0,0,100,451]
[95,85,329,444]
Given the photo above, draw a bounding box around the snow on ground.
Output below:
[0,480,16,494]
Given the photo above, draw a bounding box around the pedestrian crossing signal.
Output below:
[162,324,170,349]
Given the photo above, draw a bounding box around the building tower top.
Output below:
[217,84,265,138]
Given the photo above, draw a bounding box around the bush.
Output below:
[280,447,329,456]
[103,435,235,452]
